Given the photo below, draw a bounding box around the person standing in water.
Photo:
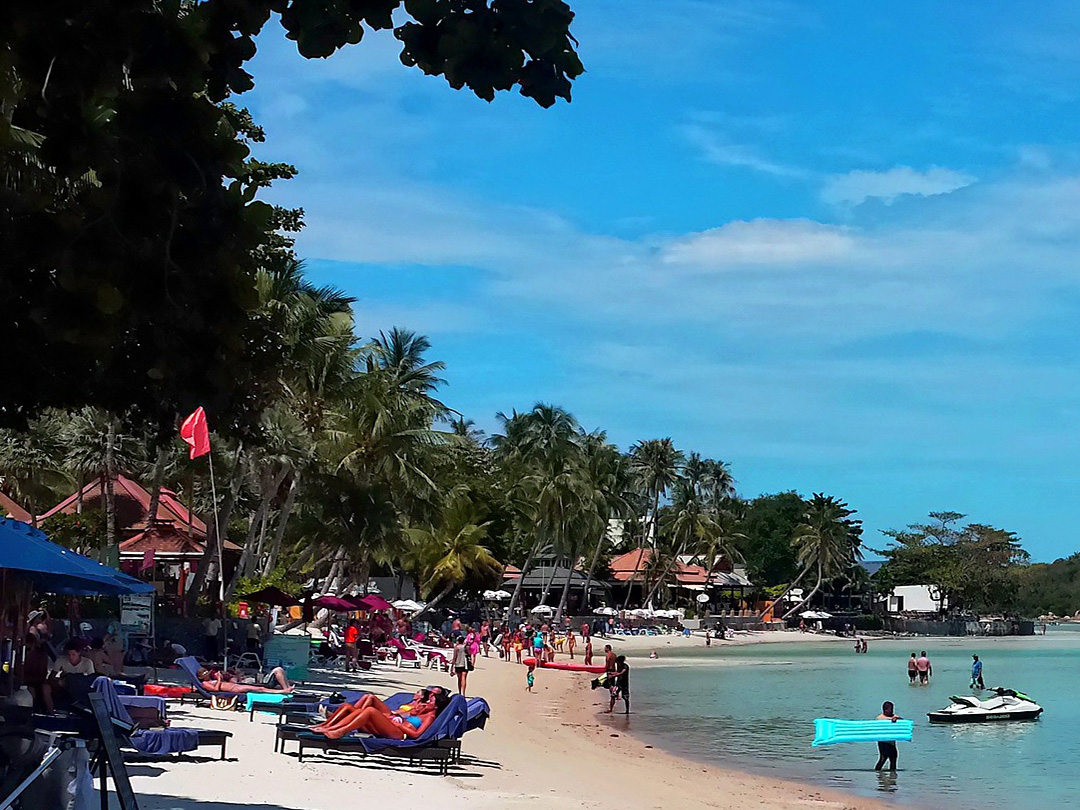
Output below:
[971,654,984,689]
[915,651,932,684]
[906,653,918,683]
[605,655,630,714]
[874,701,902,771]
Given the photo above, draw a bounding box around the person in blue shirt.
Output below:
[971,654,984,689]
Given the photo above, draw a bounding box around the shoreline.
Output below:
[129,630,906,810]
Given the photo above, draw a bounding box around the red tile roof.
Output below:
[0,492,32,523]
[120,524,208,557]
[609,549,721,585]
[39,474,208,536]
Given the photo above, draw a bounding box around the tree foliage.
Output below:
[875,512,1030,614]
[0,0,581,431]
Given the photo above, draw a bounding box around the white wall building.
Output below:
[885,584,947,614]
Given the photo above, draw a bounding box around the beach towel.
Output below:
[91,677,206,755]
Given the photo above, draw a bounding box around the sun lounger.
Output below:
[91,677,232,760]
[292,694,470,775]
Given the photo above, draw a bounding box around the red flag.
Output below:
[179,407,211,459]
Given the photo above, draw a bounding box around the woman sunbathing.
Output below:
[309,687,449,740]
[196,666,294,694]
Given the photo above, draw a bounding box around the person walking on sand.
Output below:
[971,654,984,689]
[705,629,711,647]
[567,630,576,659]
[907,652,918,684]
[526,663,535,692]
[915,651,932,684]
[584,636,593,666]
[874,701,902,771]
[452,635,470,696]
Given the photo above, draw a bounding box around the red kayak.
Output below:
[524,657,607,674]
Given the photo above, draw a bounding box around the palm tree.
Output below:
[0,414,70,525]
[781,494,862,619]
[623,438,684,608]
[411,494,502,619]
[559,434,633,620]
[493,404,584,618]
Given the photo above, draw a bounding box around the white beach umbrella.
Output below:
[482,590,499,600]
[530,605,555,615]
[594,606,618,616]
[392,599,424,612]
[630,608,654,618]
[492,589,512,600]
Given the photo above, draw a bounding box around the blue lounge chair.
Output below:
[91,677,232,760]
[293,695,470,775]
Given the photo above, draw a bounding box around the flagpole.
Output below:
[207,451,228,671]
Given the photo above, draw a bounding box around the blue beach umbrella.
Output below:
[0,517,154,596]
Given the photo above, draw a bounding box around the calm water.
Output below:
[622,627,1080,810]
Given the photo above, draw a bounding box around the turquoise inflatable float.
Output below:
[812,718,914,747]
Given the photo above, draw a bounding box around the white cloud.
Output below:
[682,124,808,178]
[821,166,976,206]
[662,219,855,267]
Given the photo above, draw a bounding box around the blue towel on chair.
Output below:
[130,728,200,754]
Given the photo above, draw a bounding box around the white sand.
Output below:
[128,632,892,810]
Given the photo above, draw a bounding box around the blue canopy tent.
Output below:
[0,518,153,596]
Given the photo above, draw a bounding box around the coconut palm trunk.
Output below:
[757,565,811,620]
[104,419,117,547]
[621,494,658,609]
[146,445,168,523]
[506,539,540,618]
[185,445,245,613]
[261,469,300,577]
[782,560,824,619]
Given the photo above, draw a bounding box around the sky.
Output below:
[244,1,1080,563]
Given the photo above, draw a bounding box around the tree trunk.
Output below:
[185,444,245,613]
[506,539,541,619]
[104,419,117,547]
[537,553,562,605]
[554,559,576,623]
[580,528,607,611]
[642,541,688,608]
[413,580,455,621]
[622,492,660,609]
[782,560,824,620]
[757,565,811,620]
[261,469,299,577]
[321,546,346,594]
[146,445,168,523]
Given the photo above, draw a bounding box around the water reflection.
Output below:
[876,771,899,793]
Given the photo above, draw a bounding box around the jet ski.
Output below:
[927,687,1043,723]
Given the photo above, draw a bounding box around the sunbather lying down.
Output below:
[309,687,450,740]
[196,665,294,694]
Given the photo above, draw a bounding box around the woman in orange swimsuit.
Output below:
[310,687,449,740]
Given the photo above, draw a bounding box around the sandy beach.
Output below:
[128,632,893,810]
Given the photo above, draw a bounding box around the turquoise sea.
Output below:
[618,627,1080,810]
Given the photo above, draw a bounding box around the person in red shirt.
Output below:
[344,619,360,672]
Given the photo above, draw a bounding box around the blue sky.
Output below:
[245,1,1080,562]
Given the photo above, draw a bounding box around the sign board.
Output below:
[120,593,153,637]
[262,634,310,682]
[88,693,139,810]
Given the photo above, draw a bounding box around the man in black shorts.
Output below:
[874,701,901,771]
[606,655,630,715]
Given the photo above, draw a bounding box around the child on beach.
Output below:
[526,663,535,692]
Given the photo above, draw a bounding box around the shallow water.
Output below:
[625,627,1080,810]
